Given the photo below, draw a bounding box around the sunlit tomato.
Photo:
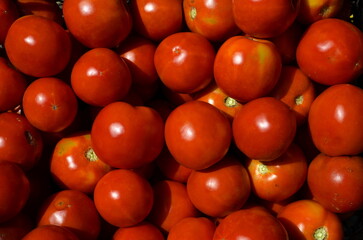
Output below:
[232,0,300,38]
[147,180,200,233]
[0,213,34,240]
[5,15,71,77]
[37,190,101,240]
[112,221,164,240]
[296,18,363,85]
[63,0,132,48]
[0,0,19,44]
[233,97,296,161]
[91,101,164,169]
[0,112,43,171]
[213,207,288,240]
[16,0,64,25]
[308,84,363,156]
[183,0,240,42]
[130,0,183,41]
[246,144,308,202]
[94,169,154,228]
[187,156,251,217]
[277,199,343,240]
[307,154,363,213]
[167,217,216,240]
[297,0,344,24]
[71,47,132,107]
[154,32,215,94]
[22,77,78,133]
[270,65,316,126]
[214,36,282,102]
[165,100,231,170]
[22,225,79,240]
[0,161,30,223]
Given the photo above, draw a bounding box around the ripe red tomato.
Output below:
[232,97,297,161]
[22,77,79,133]
[93,169,154,228]
[37,190,101,240]
[0,213,34,240]
[4,15,71,77]
[22,225,79,240]
[0,0,19,44]
[167,217,216,240]
[50,132,111,194]
[307,154,363,213]
[308,84,363,156]
[296,18,363,85]
[165,100,231,170]
[0,161,30,223]
[245,144,308,202]
[91,101,164,169]
[154,32,215,93]
[297,0,344,24]
[214,36,282,102]
[186,156,251,217]
[71,47,132,107]
[277,199,344,240]
[112,221,164,240]
[63,0,132,48]
[232,0,300,38]
[0,112,43,171]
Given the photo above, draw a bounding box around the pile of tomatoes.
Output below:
[1,0,363,239]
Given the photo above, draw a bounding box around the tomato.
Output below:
[130,0,183,41]
[214,36,282,102]
[246,144,308,202]
[37,190,101,240]
[0,0,19,44]
[297,0,344,24]
[112,221,164,240]
[147,180,199,233]
[165,100,231,170]
[186,156,251,217]
[0,213,34,240]
[4,15,71,77]
[167,217,216,240]
[308,84,363,156]
[213,207,288,240]
[277,199,343,240]
[93,169,154,228]
[232,0,300,38]
[270,65,316,126]
[22,77,79,133]
[63,0,132,48]
[91,101,164,169]
[71,47,132,107]
[183,0,240,42]
[22,225,79,240]
[0,112,43,171]
[307,154,363,213]
[232,97,296,161]
[154,32,215,94]
[0,161,30,223]
[296,18,363,85]
[50,132,111,194]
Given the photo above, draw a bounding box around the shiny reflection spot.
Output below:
[144,2,156,12]
[205,0,216,8]
[35,93,46,105]
[332,172,343,184]
[49,210,66,225]
[180,123,195,141]
[24,36,35,46]
[66,156,77,170]
[87,67,99,77]
[79,0,94,15]
[334,104,345,123]
[317,40,333,52]
[236,236,251,240]
[109,123,125,138]
[0,137,4,148]
[232,52,244,65]
[110,190,120,200]
[205,177,219,191]
[256,114,270,132]
[172,47,187,65]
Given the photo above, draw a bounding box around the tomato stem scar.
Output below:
[295,95,304,105]
[224,97,238,108]
[313,226,328,240]
[85,148,98,162]
[257,163,269,174]
[190,7,197,20]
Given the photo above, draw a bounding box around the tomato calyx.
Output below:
[313,226,328,240]
[295,95,304,106]
[190,7,197,20]
[224,96,238,108]
[85,148,98,162]
[256,163,270,175]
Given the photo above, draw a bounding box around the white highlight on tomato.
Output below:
[109,123,125,138]
[24,36,35,46]
[256,114,270,132]
[334,104,345,123]
[317,40,334,52]
[66,155,77,170]
[232,52,244,65]
[79,0,94,16]
[180,123,195,141]
[144,2,156,13]
[205,177,219,191]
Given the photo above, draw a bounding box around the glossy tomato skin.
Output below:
[0,0,19,44]
[232,97,297,161]
[213,207,288,240]
[167,217,216,240]
[130,0,183,41]
[297,0,344,24]
[186,156,251,217]
[37,190,101,240]
[165,100,231,170]
[63,0,132,48]
[91,101,164,169]
[277,199,343,240]
[0,212,34,240]
[308,84,363,156]
[93,169,154,228]
[183,0,240,42]
[154,32,215,94]
[0,161,30,223]
[22,225,80,240]
[296,18,363,85]
[71,48,132,107]
[5,15,71,77]
[214,36,282,102]
[232,0,300,38]
[112,221,164,240]
[307,154,363,213]
[22,77,78,133]
[16,0,64,25]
